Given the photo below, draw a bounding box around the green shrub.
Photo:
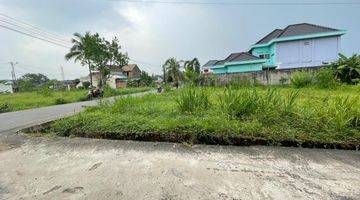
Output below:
[37,87,53,97]
[279,76,288,85]
[291,70,314,88]
[103,85,119,97]
[82,81,90,89]
[54,98,68,105]
[315,68,337,88]
[0,102,12,113]
[176,88,210,113]
[163,84,172,93]
[78,96,88,102]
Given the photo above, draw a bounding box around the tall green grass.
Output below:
[291,68,338,89]
[47,86,360,147]
[291,70,314,88]
[176,87,210,113]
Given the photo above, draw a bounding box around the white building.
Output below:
[0,81,13,93]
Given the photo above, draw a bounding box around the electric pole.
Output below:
[60,65,69,90]
[10,62,18,93]
[60,65,65,82]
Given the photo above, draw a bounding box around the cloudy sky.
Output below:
[0,0,359,80]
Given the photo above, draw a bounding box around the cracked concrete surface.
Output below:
[0,136,359,200]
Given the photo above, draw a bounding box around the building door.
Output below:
[301,40,313,63]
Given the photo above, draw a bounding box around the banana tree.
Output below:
[334,53,360,84]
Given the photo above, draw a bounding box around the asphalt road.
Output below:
[0,90,155,133]
[0,90,359,199]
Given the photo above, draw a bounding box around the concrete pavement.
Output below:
[0,90,359,199]
[0,138,359,200]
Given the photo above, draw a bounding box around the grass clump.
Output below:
[176,87,210,113]
[315,68,338,89]
[219,87,260,119]
[54,97,68,105]
[0,102,12,113]
[291,70,314,88]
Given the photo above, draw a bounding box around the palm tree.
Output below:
[163,58,182,85]
[65,32,95,89]
[184,58,200,73]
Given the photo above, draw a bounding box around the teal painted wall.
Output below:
[226,63,263,73]
[251,44,276,66]
[211,62,263,74]
[212,67,227,74]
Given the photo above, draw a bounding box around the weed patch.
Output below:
[32,86,360,149]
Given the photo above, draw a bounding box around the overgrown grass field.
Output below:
[0,87,152,113]
[47,85,360,149]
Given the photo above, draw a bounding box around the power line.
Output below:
[110,0,360,6]
[0,24,71,48]
[0,18,71,46]
[0,13,70,43]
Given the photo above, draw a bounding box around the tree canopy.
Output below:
[66,32,129,89]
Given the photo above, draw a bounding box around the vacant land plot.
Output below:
[0,87,151,113]
[41,86,359,149]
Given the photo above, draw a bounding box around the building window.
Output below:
[259,54,270,59]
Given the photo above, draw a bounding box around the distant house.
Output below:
[77,64,142,89]
[205,23,346,74]
[106,71,128,88]
[121,64,141,79]
[77,72,102,89]
[201,60,218,74]
[0,81,13,93]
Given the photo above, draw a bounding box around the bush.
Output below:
[315,68,337,88]
[37,87,53,97]
[332,53,360,85]
[163,84,172,93]
[291,70,314,88]
[54,98,68,105]
[0,102,12,113]
[176,88,210,113]
[103,85,119,97]
[279,76,288,85]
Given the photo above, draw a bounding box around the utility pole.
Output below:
[60,65,69,90]
[10,62,18,93]
[60,65,65,82]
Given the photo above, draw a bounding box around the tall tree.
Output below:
[106,37,129,67]
[163,58,182,85]
[184,58,200,73]
[184,58,201,86]
[97,37,129,87]
[65,32,100,89]
[139,71,154,86]
[17,73,50,92]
